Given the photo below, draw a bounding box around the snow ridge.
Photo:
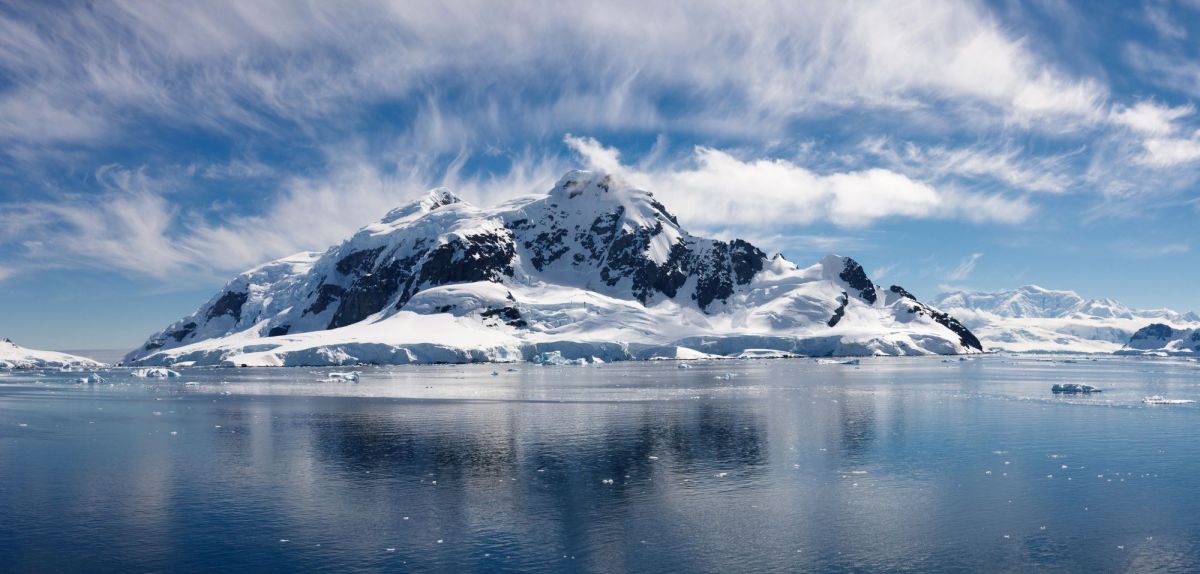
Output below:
[934,286,1199,354]
[125,171,982,367]
[0,338,104,369]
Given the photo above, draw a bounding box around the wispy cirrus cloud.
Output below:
[0,0,1198,293]
[564,135,1034,229]
[0,0,1104,156]
[946,253,984,281]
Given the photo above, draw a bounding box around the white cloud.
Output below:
[1139,132,1200,167]
[861,138,1076,194]
[1144,1,1187,40]
[565,136,1033,228]
[1110,101,1194,135]
[946,253,983,281]
[0,0,1107,151]
[0,151,567,279]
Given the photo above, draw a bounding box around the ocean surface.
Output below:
[2,356,1199,573]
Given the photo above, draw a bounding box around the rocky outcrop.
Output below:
[125,170,982,366]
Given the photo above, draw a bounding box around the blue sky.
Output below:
[1,0,1199,351]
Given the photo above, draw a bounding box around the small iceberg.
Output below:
[733,349,797,360]
[327,371,361,382]
[1142,396,1195,405]
[1051,383,1101,394]
[817,358,861,366]
[74,372,105,386]
[131,368,181,379]
[531,351,588,366]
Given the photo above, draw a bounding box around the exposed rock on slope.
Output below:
[1119,324,1200,355]
[934,285,1198,354]
[126,171,982,367]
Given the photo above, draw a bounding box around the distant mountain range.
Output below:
[0,338,104,369]
[933,285,1199,354]
[123,170,982,367]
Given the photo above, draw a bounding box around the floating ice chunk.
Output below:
[131,368,181,379]
[677,363,692,369]
[1051,383,1100,393]
[714,373,736,381]
[816,358,861,365]
[601,478,614,484]
[733,349,797,360]
[532,351,588,366]
[1142,395,1194,404]
[327,371,360,382]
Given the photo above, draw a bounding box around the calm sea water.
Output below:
[2,356,1199,573]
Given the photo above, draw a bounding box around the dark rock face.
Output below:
[327,231,517,330]
[171,322,197,342]
[127,174,991,364]
[415,231,516,287]
[526,228,569,271]
[207,291,248,322]
[889,285,917,301]
[305,284,346,316]
[828,292,849,327]
[906,302,983,351]
[730,240,766,285]
[839,258,877,304]
[335,246,383,276]
[1130,323,1174,342]
[481,306,527,328]
[509,203,768,311]
[328,255,418,329]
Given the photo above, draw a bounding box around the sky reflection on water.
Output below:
[1,356,1199,572]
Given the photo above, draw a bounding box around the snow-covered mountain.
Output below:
[0,338,104,369]
[1120,324,1200,356]
[933,285,1199,354]
[125,170,982,367]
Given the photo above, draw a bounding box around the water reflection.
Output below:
[1,357,1199,572]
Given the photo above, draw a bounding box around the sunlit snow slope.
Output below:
[934,285,1199,354]
[0,338,104,369]
[126,171,982,366]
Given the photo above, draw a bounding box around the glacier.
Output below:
[0,338,105,370]
[124,171,982,367]
[933,285,1200,354]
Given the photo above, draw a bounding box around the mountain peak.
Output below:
[380,187,466,225]
[819,255,878,304]
[424,187,463,210]
[125,177,983,366]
